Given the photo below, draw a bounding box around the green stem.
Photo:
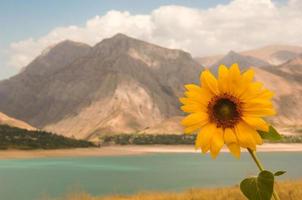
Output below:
[247,148,281,200]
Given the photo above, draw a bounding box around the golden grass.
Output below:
[49,179,302,200]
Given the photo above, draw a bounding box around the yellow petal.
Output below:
[200,70,219,95]
[243,98,276,117]
[233,68,255,97]
[227,63,245,97]
[181,112,208,126]
[243,98,273,108]
[235,121,257,150]
[184,84,203,93]
[181,104,206,113]
[242,117,269,132]
[179,97,200,105]
[210,127,224,159]
[243,107,276,117]
[218,65,229,93]
[184,90,211,107]
[256,89,274,100]
[242,69,254,83]
[184,123,203,134]
[218,65,229,80]
[224,128,237,144]
[184,91,204,103]
[240,82,263,100]
[250,129,263,145]
[229,63,241,81]
[195,123,215,153]
[227,143,241,158]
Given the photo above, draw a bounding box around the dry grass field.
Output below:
[50,179,302,200]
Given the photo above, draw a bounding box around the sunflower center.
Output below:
[208,94,242,129]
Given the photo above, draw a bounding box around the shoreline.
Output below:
[0,143,302,159]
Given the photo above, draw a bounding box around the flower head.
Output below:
[180,64,276,158]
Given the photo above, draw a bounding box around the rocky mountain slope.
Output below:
[145,55,302,133]
[0,112,36,131]
[0,34,301,139]
[257,54,302,127]
[210,51,269,73]
[0,34,201,139]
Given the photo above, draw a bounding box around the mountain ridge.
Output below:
[210,50,269,73]
[196,44,302,67]
[0,33,202,139]
[0,34,301,139]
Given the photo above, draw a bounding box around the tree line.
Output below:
[99,133,302,145]
[0,125,95,150]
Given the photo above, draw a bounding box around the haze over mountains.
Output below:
[0,34,301,139]
[196,45,302,67]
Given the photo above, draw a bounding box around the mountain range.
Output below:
[0,34,201,139]
[196,44,302,67]
[0,34,301,139]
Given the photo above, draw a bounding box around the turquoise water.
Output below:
[0,152,301,200]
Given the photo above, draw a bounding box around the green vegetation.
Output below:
[295,128,302,134]
[0,125,95,150]
[100,134,195,145]
[100,133,302,145]
[269,135,302,143]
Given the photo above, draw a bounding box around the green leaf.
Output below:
[240,170,274,200]
[258,126,282,141]
[274,171,286,176]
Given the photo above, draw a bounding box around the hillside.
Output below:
[0,112,36,131]
[256,54,302,126]
[0,125,95,150]
[210,50,269,73]
[0,34,202,139]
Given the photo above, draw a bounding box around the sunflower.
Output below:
[180,64,276,158]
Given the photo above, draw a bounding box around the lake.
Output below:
[0,152,301,200]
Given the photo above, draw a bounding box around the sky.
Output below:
[0,0,300,80]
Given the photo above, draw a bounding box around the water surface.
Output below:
[0,152,301,200]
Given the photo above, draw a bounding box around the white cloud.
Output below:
[7,0,302,68]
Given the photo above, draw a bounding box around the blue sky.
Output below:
[0,0,231,48]
[0,0,233,80]
[0,0,293,80]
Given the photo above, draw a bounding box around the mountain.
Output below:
[255,54,302,127]
[0,34,202,140]
[0,40,92,127]
[241,45,302,65]
[210,51,269,73]
[23,40,91,76]
[1,35,301,139]
[0,112,36,131]
[195,54,224,68]
[196,45,302,66]
[274,54,302,77]
[139,116,183,135]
